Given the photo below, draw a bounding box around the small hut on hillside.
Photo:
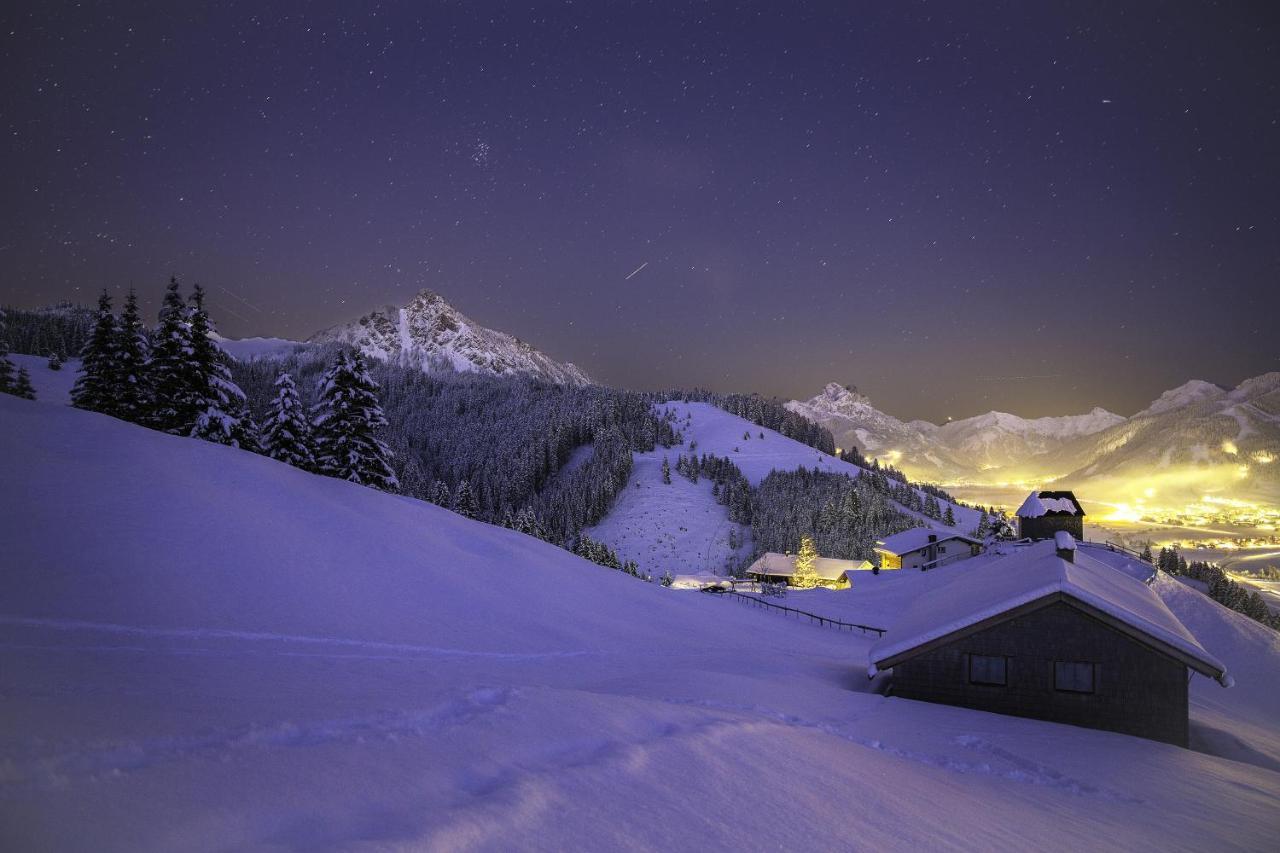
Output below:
[868,535,1231,746]
[745,552,871,588]
[873,529,982,571]
[1016,490,1085,541]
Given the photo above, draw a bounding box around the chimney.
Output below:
[927,534,937,544]
[1054,530,1076,563]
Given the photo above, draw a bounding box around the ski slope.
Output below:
[588,401,980,578]
[2,395,1278,851]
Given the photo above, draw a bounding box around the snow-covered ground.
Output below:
[9,353,77,404]
[588,402,981,578]
[2,395,1278,851]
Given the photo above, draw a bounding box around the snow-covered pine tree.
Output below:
[47,351,63,370]
[114,288,151,424]
[147,277,201,433]
[71,290,121,416]
[452,480,478,518]
[311,348,398,491]
[262,371,315,470]
[188,284,261,451]
[11,366,36,400]
[0,341,15,393]
[943,504,956,526]
[428,479,451,505]
[661,455,671,484]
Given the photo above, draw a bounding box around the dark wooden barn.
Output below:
[868,536,1230,746]
[1016,489,1085,541]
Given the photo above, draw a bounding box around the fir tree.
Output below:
[0,341,15,393]
[792,535,820,589]
[311,348,398,491]
[263,372,315,470]
[943,505,956,526]
[71,290,121,415]
[188,285,260,451]
[147,277,201,433]
[428,479,451,506]
[10,365,36,400]
[47,351,63,371]
[114,288,151,424]
[452,480,478,518]
[661,455,671,484]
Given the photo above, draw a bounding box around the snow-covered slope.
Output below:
[588,402,981,577]
[307,288,590,385]
[3,397,1279,851]
[8,353,77,404]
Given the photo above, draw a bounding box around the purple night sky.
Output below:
[2,2,1276,421]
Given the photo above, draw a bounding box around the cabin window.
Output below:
[1054,661,1096,694]
[968,654,1007,686]
[938,546,947,554]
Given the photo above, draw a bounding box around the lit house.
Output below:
[873,529,981,571]
[746,552,872,588]
[868,534,1231,746]
[1016,490,1085,541]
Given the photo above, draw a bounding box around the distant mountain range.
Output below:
[306,289,590,386]
[788,377,1280,503]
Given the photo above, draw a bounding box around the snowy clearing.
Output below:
[1,395,1278,851]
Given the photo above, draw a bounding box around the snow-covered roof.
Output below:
[869,540,1228,684]
[1016,490,1084,517]
[873,529,980,556]
[746,552,871,581]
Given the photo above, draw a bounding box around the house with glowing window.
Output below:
[745,552,872,588]
[873,529,981,571]
[868,534,1231,746]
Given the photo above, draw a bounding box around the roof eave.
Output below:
[872,591,1227,683]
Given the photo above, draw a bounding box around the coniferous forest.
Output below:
[4,292,973,571]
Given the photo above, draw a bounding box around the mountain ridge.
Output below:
[307,289,591,386]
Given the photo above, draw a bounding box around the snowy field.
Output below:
[588,401,980,578]
[2,393,1279,850]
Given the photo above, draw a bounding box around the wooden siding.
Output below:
[891,600,1190,746]
[1019,514,1084,542]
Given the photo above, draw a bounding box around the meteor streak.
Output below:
[624,261,648,280]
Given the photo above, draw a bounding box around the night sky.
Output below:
[3,2,1277,422]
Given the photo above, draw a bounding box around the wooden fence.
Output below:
[707,589,886,636]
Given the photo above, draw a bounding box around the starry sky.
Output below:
[2,1,1277,422]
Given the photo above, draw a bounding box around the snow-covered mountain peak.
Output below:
[1138,379,1228,418]
[308,288,591,386]
[814,382,877,412]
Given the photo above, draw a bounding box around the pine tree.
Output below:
[428,479,451,505]
[792,535,820,589]
[147,277,201,432]
[661,455,671,484]
[71,290,121,415]
[0,341,15,394]
[9,366,36,399]
[114,288,151,424]
[943,505,956,526]
[188,285,260,451]
[452,480,477,518]
[1139,542,1153,564]
[47,351,63,371]
[312,348,398,491]
[263,372,315,470]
